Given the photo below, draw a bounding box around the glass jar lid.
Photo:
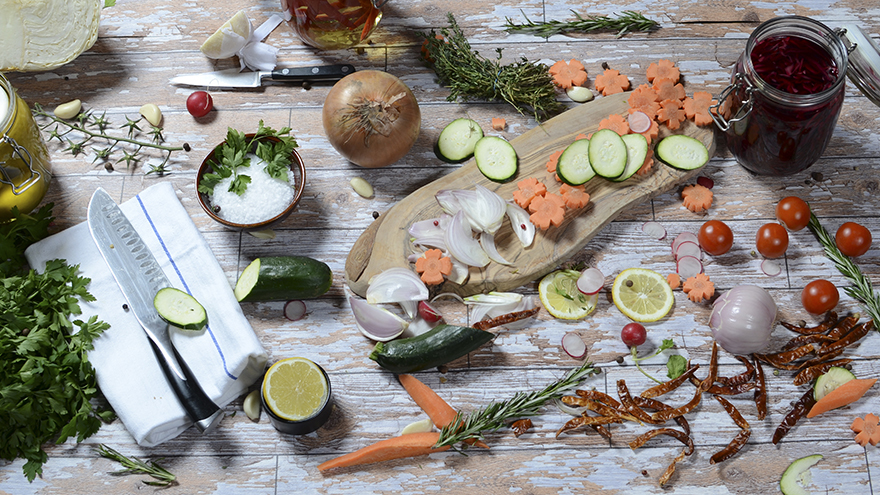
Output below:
[837,24,880,107]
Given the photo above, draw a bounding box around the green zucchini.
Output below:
[234,256,333,302]
[154,287,207,330]
[369,324,495,373]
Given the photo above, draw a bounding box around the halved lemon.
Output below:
[611,268,674,322]
[262,357,329,421]
[539,269,598,320]
[200,10,252,59]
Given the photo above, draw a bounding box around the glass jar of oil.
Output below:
[281,0,384,50]
[0,74,52,222]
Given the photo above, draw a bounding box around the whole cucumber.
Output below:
[234,256,332,302]
[369,324,495,373]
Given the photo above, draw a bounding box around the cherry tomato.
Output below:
[698,220,734,256]
[835,221,872,257]
[775,196,810,231]
[186,91,213,118]
[621,322,647,347]
[756,222,789,259]
[802,279,839,315]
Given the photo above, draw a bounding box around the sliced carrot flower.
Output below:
[627,84,661,119]
[682,273,714,303]
[657,98,687,130]
[575,133,588,140]
[560,184,590,209]
[683,91,717,126]
[646,59,680,83]
[528,192,566,230]
[594,69,630,96]
[636,148,654,176]
[512,177,547,209]
[666,273,681,290]
[681,184,713,213]
[852,413,880,447]
[546,149,563,174]
[415,249,453,285]
[653,78,686,103]
[549,59,588,89]
[491,117,507,131]
[598,113,630,136]
[637,119,660,145]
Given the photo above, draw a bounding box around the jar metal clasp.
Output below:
[710,72,756,132]
[0,134,42,195]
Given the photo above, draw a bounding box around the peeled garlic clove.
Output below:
[350,177,374,199]
[139,103,162,126]
[400,417,434,435]
[54,99,82,119]
[566,86,594,103]
[243,389,261,421]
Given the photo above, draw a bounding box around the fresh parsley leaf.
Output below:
[0,203,53,276]
[197,172,225,195]
[229,174,252,195]
[658,338,675,352]
[666,354,687,379]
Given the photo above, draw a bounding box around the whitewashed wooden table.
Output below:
[2,0,880,493]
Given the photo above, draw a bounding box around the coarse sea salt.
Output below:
[210,154,296,224]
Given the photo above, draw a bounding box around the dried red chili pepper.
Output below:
[658,449,687,486]
[702,341,719,392]
[772,388,817,444]
[795,346,846,370]
[511,418,533,437]
[562,395,640,423]
[753,356,767,420]
[717,356,754,387]
[472,306,541,330]
[781,333,835,352]
[633,396,691,437]
[618,380,664,425]
[715,395,750,430]
[650,383,704,422]
[824,313,860,340]
[792,358,853,386]
[687,375,754,395]
[780,311,838,334]
[754,343,816,366]
[555,414,622,437]
[817,320,873,356]
[591,424,613,439]
[629,427,695,455]
[710,428,751,464]
[640,364,700,399]
[575,389,622,409]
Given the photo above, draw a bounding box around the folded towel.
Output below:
[24,182,267,447]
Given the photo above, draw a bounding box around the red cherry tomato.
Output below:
[186,91,213,118]
[756,223,789,259]
[775,196,810,231]
[621,322,647,347]
[835,221,872,257]
[698,220,734,256]
[802,279,839,315]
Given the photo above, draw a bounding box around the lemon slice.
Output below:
[262,357,329,421]
[200,10,252,59]
[539,269,598,320]
[611,268,674,322]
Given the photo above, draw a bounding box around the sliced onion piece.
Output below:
[562,332,587,359]
[576,267,605,295]
[446,255,471,285]
[761,259,782,277]
[641,221,667,240]
[465,292,522,323]
[401,315,441,338]
[435,190,462,215]
[399,300,418,320]
[445,210,490,267]
[674,240,702,261]
[697,176,715,189]
[409,215,450,251]
[676,255,704,279]
[480,232,513,265]
[671,231,700,255]
[349,296,408,342]
[627,111,652,133]
[367,267,429,305]
[283,300,306,321]
[452,186,506,234]
[555,398,588,417]
[506,202,536,248]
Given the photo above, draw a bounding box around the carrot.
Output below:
[398,374,489,449]
[415,249,452,285]
[546,150,563,174]
[807,378,877,418]
[683,91,717,126]
[528,192,566,230]
[681,184,713,213]
[491,117,507,131]
[646,59,680,83]
[653,78,686,102]
[666,273,681,290]
[513,177,547,209]
[317,432,450,471]
[627,85,660,119]
[559,184,590,209]
[682,273,714,303]
[851,413,880,447]
[575,133,588,141]
[636,147,654,176]
[549,59,588,89]
[657,99,686,130]
[594,68,630,96]
[598,113,630,136]
[637,119,660,145]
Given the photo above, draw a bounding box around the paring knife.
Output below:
[87,188,223,433]
[169,64,356,88]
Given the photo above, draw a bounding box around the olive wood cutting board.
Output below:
[345,92,717,298]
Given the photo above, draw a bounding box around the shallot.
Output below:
[349,296,408,342]
[709,285,777,355]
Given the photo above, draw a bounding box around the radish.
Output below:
[671,231,699,255]
[417,300,444,323]
[283,300,307,321]
[761,259,782,277]
[562,332,587,359]
[676,255,703,279]
[674,240,702,261]
[641,221,667,240]
[627,111,652,133]
[576,267,605,295]
[697,176,715,189]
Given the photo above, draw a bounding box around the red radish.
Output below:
[562,332,587,359]
[674,241,702,261]
[627,111,652,133]
[696,176,714,189]
[417,301,444,324]
[284,300,307,321]
[671,231,699,255]
[641,221,667,240]
[621,323,647,347]
[761,259,782,277]
[676,255,703,279]
[186,90,213,118]
[577,267,605,295]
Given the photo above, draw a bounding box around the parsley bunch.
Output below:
[0,203,53,276]
[198,120,298,196]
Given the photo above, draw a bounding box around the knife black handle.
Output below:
[269,64,355,82]
[148,338,223,433]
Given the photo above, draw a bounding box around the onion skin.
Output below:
[709,285,777,355]
[322,70,421,168]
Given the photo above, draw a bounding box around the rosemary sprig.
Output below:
[94,444,177,487]
[435,361,599,449]
[421,13,563,121]
[503,10,659,39]
[808,213,880,325]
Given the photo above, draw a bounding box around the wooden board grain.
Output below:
[345,92,717,297]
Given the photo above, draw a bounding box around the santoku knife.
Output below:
[170,64,355,88]
[87,188,223,434]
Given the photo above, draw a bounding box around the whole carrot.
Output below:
[398,374,489,448]
[317,432,450,472]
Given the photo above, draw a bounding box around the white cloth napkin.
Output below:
[24,182,268,447]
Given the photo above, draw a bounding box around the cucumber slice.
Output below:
[154,287,207,330]
[813,366,856,400]
[473,136,518,182]
[780,454,823,495]
[588,129,628,179]
[436,118,483,162]
[556,139,595,186]
[612,133,649,182]
[655,135,710,170]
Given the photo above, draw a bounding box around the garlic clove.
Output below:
[350,177,374,198]
[54,99,82,119]
[566,86,594,103]
[139,103,162,126]
[243,389,261,421]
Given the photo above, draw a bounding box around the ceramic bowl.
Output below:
[196,134,306,231]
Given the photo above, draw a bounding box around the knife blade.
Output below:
[170,64,356,88]
[87,188,223,434]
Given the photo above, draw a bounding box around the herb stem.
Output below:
[504,10,659,39]
[94,444,177,487]
[33,106,184,152]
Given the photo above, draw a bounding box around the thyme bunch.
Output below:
[504,10,659,39]
[421,13,563,121]
[808,213,880,326]
[32,104,189,176]
[435,361,599,449]
[94,444,177,487]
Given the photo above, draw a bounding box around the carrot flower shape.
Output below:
[560,184,590,209]
[646,59,680,83]
[681,184,713,212]
[598,114,630,136]
[594,69,630,96]
[683,91,718,126]
[682,273,715,303]
[657,99,686,130]
[513,177,547,209]
[549,59,588,89]
[415,249,453,285]
[528,192,566,230]
[852,413,880,447]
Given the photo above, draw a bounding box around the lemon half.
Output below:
[539,269,598,320]
[262,357,329,421]
[200,10,252,59]
[611,268,674,322]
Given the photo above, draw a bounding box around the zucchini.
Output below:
[436,118,483,162]
[655,134,709,170]
[154,287,207,330]
[234,256,332,302]
[369,324,494,373]
[588,129,628,179]
[813,366,856,401]
[474,136,518,182]
[556,139,595,186]
[780,454,823,495]
[611,133,649,182]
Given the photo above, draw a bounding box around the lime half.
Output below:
[611,268,674,322]
[539,269,598,320]
[262,357,329,421]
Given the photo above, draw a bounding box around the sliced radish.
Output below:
[627,111,652,133]
[641,221,667,240]
[283,300,306,321]
[417,300,444,323]
[762,259,782,277]
[671,231,700,255]
[697,176,715,189]
[676,255,703,279]
[562,332,587,359]
[674,240,702,261]
[576,267,605,295]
